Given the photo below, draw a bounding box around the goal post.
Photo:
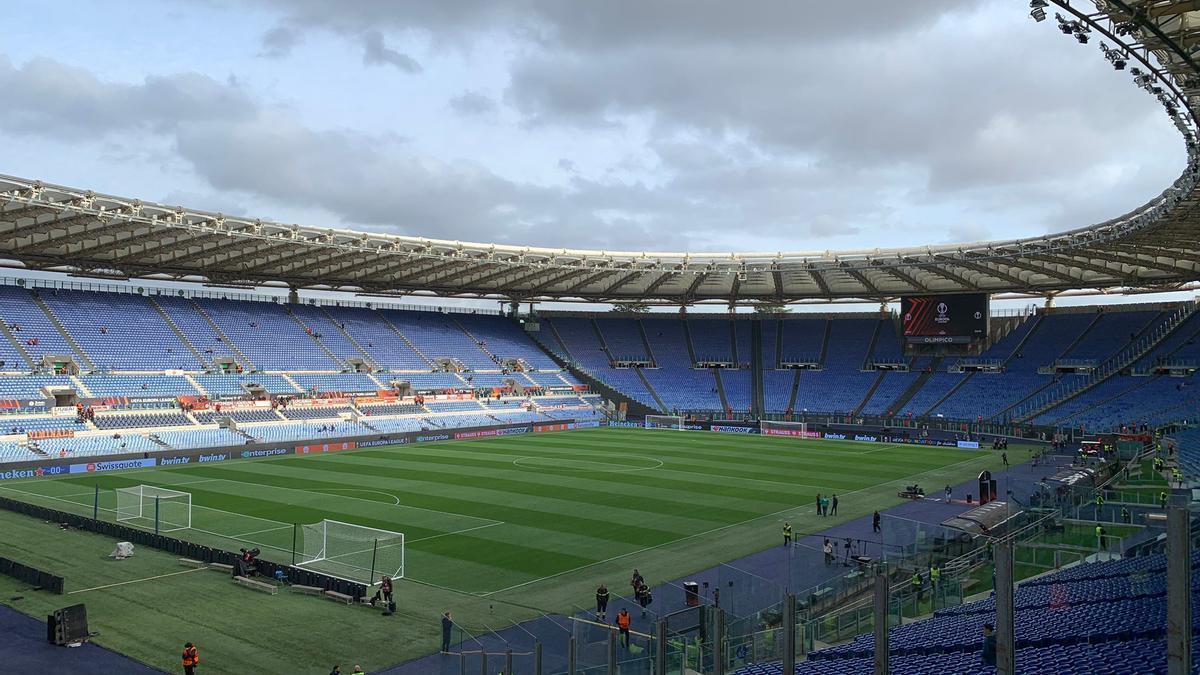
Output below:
[115,485,192,533]
[645,414,685,430]
[296,519,405,585]
[760,420,811,438]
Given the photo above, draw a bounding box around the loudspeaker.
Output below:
[49,604,88,645]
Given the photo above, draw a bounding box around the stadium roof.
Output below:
[1,1,1198,306]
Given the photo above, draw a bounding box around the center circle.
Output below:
[512,453,664,473]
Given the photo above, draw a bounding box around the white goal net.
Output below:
[297,519,405,585]
[115,485,192,533]
[760,420,811,438]
[645,415,685,430]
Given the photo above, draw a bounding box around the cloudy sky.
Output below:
[0,0,1184,258]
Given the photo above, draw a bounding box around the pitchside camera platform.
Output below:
[901,294,989,344]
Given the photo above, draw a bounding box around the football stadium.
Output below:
[0,1,1199,674]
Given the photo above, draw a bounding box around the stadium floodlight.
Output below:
[1029,0,1047,22]
[1100,44,1127,70]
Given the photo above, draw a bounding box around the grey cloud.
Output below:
[259,25,303,58]
[2,0,1189,255]
[0,56,253,140]
[945,223,992,244]
[361,30,422,73]
[448,91,497,116]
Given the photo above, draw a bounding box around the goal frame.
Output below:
[644,414,685,430]
[115,485,192,533]
[759,420,811,438]
[295,519,405,586]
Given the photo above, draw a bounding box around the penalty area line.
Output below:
[408,521,506,545]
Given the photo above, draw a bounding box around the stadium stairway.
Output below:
[817,320,832,366]
[919,371,975,417]
[147,297,208,368]
[189,299,256,371]
[714,369,732,414]
[681,319,699,364]
[31,290,95,371]
[786,369,802,413]
[860,320,882,370]
[0,319,35,369]
[318,306,381,370]
[883,356,942,415]
[284,305,346,369]
[525,329,661,417]
[375,312,434,367]
[588,317,618,363]
[634,367,669,412]
[635,319,657,365]
[851,371,886,417]
[751,320,765,416]
[449,316,499,363]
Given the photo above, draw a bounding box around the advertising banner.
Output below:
[455,429,499,440]
[69,458,157,474]
[294,442,356,454]
[763,428,821,438]
[0,465,69,480]
[711,425,757,434]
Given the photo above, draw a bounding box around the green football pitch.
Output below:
[0,427,1006,602]
[0,427,1010,671]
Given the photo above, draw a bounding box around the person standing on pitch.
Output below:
[596,583,610,621]
[815,493,822,516]
[181,642,199,675]
[831,494,839,516]
[782,521,793,546]
[872,510,881,533]
[441,612,453,653]
[944,485,952,503]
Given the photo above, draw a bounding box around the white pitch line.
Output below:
[164,477,223,487]
[312,487,402,505]
[407,521,506,545]
[176,474,503,527]
[187,527,295,556]
[228,524,293,539]
[481,451,995,597]
[0,485,101,510]
[68,567,208,594]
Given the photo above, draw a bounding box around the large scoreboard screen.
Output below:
[901,294,988,344]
